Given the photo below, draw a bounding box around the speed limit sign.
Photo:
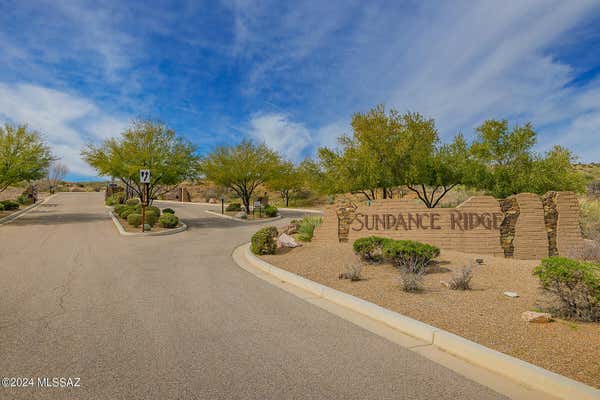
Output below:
[140,169,151,183]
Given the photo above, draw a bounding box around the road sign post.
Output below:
[140,170,151,232]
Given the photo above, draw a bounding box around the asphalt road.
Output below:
[0,193,508,399]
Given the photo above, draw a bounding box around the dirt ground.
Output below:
[260,240,600,389]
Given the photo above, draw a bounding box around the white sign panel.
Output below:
[140,169,151,183]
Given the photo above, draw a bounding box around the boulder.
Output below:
[503,291,519,298]
[277,233,301,248]
[208,197,217,204]
[521,311,552,323]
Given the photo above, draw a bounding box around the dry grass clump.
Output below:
[339,262,363,281]
[448,264,474,290]
[400,270,424,292]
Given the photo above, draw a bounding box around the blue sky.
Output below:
[1,0,599,181]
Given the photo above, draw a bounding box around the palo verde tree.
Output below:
[267,159,303,207]
[46,161,69,194]
[81,120,200,203]
[470,120,585,197]
[0,123,54,193]
[202,141,280,212]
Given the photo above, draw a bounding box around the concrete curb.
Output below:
[205,209,282,224]
[237,242,600,400]
[0,194,57,226]
[108,211,188,237]
[276,207,324,214]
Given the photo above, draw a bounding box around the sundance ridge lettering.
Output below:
[352,212,504,231]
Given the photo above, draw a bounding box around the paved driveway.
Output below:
[0,193,508,399]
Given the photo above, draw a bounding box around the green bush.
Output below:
[264,205,278,217]
[113,204,127,215]
[159,213,179,228]
[105,193,125,206]
[127,213,142,227]
[226,202,242,212]
[297,216,322,242]
[251,226,278,255]
[162,208,175,214]
[0,200,20,211]
[119,206,136,219]
[382,240,440,273]
[146,205,161,216]
[126,198,140,206]
[353,236,390,262]
[533,257,600,322]
[0,203,4,211]
[145,210,159,227]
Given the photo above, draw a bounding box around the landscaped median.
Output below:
[233,228,600,399]
[106,197,187,236]
[205,202,282,223]
[0,194,56,225]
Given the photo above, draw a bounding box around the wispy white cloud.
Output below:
[0,83,128,176]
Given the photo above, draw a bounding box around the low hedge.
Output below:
[127,213,142,227]
[0,203,4,211]
[0,200,20,211]
[264,205,278,217]
[533,257,600,322]
[226,202,242,212]
[159,213,179,228]
[382,240,440,273]
[353,236,390,262]
[126,198,140,206]
[162,208,175,214]
[251,226,278,255]
[119,207,137,219]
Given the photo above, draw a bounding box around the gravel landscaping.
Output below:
[260,239,600,389]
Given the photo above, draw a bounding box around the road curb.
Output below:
[0,194,57,226]
[108,210,188,237]
[236,242,600,400]
[205,209,282,223]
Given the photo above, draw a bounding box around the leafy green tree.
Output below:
[202,141,280,212]
[267,160,303,207]
[470,120,585,197]
[0,123,54,193]
[82,120,200,203]
[406,134,483,208]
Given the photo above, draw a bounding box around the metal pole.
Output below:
[221,198,224,214]
[141,182,147,232]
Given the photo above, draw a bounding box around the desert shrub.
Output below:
[339,263,363,281]
[113,204,127,215]
[297,216,323,242]
[16,194,28,204]
[159,213,179,228]
[145,210,159,227]
[580,198,600,241]
[0,200,20,211]
[146,205,161,216]
[238,212,248,219]
[353,236,389,262]
[119,207,136,219]
[226,202,242,212]
[0,203,4,211]
[448,265,473,290]
[127,213,142,227]
[400,270,424,292]
[533,257,600,322]
[126,198,140,206]
[162,208,175,215]
[105,193,125,206]
[264,205,278,217]
[251,226,278,255]
[383,240,440,274]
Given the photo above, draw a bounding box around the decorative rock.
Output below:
[521,311,552,323]
[503,291,519,298]
[235,212,248,219]
[277,233,301,248]
[143,224,151,231]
